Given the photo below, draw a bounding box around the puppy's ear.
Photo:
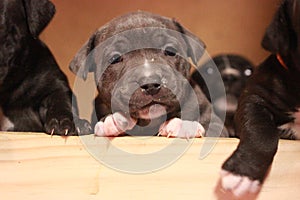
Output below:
[69,33,97,80]
[23,0,55,37]
[173,19,206,65]
[261,1,291,54]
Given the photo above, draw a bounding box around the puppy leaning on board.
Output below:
[70,11,229,138]
[0,0,91,135]
[192,54,254,136]
[221,0,300,196]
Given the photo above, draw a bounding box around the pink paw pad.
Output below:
[94,112,136,137]
[220,170,261,197]
[158,118,205,138]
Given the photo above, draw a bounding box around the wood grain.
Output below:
[0,132,299,200]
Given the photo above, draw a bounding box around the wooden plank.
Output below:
[0,132,299,199]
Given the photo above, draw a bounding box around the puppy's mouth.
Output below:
[138,103,167,119]
[126,84,180,120]
[214,95,238,115]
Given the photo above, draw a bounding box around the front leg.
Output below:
[221,96,279,197]
[41,92,92,136]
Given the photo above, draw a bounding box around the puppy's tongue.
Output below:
[139,104,167,119]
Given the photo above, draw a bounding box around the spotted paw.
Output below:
[220,170,261,197]
[94,112,137,137]
[158,118,205,138]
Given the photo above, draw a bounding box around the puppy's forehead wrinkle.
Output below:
[115,17,166,31]
[95,12,180,44]
[112,30,179,51]
[96,33,188,65]
[106,36,129,53]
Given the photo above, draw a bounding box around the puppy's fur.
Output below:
[0,0,91,135]
[192,54,254,136]
[221,0,300,196]
[70,11,228,138]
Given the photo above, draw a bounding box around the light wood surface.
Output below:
[0,132,299,200]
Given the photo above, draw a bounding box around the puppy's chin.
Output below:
[214,95,238,113]
[138,104,167,119]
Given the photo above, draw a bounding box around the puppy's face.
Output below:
[192,55,253,116]
[262,0,300,68]
[70,12,205,120]
[0,0,55,82]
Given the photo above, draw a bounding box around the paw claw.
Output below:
[74,119,92,135]
[45,117,76,136]
[167,131,174,138]
[50,128,55,137]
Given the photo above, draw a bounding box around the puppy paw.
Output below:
[220,170,261,197]
[94,112,137,137]
[158,118,205,138]
[45,117,75,136]
[74,118,93,135]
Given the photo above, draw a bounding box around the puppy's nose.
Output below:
[223,74,238,82]
[140,82,161,95]
[139,73,162,95]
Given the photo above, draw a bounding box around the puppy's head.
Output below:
[262,0,300,60]
[70,11,205,121]
[192,54,253,116]
[0,0,55,78]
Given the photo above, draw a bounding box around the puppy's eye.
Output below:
[164,46,177,56]
[206,67,214,75]
[108,53,123,64]
[244,69,252,76]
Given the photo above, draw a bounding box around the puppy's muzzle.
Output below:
[221,68,241,83]
[139,74,162,95]
[135,62,165,96]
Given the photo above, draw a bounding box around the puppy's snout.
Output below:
[134,61,166,95]
[138,73,162,95]
[222,68,240,82]
[223,74,238,82]
[140,82,161,95]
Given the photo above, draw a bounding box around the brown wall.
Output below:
[43,0,280,85]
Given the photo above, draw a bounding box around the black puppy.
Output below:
[221,0,300,196]
[70,11,228,138]
[192,54,254,136]
[0,0,91,135]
